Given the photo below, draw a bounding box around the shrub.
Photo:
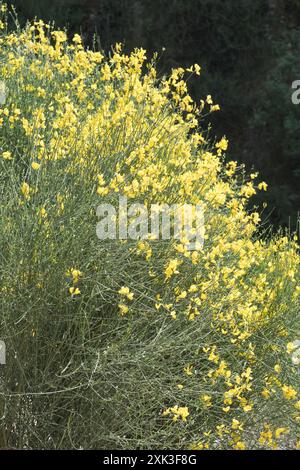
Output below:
[0,3,299,449]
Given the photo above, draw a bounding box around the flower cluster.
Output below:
[0,3,299,449]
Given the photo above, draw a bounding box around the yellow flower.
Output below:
[294,401,300,410]
[184,364,193,376]
[72,33,82,45]
[216,137,228,152]
[165,259,180,280]
[274,364,281,374]
[231,419,242,431]
[191,442,204,450]
[194,64,201,75]
[163,405,189,422]
[243,404,253,413]
[261,389,271,399]
[97,186,109,196]
[52,30,67,44]
[118,286,134,300]
[72,269,82,283]
[234,441,246,450]
[119,286,130,296]
[259,425,273,446]
[258,182,268,191]
[31,161,40,170]
[170,311,177,320]
[282,385,297,400]
[66,269,83,284]
[178,406,189,421]
[69,287,80,296]
[188,284,198,293]
[21,182,30,199]
[287,342,296,354]
[201,395,212,407]
[118,303,129,316]
[39,207,47,218]
[275,427,289,439]
[2,151,12,160]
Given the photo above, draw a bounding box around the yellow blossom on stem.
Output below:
[2,151,12,160]
[118,286,134,300]
[21,182,30,199]
[31,161,40,170]
[69,287,80,296]
[165,259,180,280]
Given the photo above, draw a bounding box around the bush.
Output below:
[0,3,299,449]
[10,1,300,228]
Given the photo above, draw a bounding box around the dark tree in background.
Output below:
[9,0,300,227]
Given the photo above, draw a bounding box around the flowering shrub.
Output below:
[0,3,299,449]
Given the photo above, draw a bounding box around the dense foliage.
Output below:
[0,2,299,450]
[11,0,300,227]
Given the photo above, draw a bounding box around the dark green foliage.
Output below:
[249,28,300,226]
